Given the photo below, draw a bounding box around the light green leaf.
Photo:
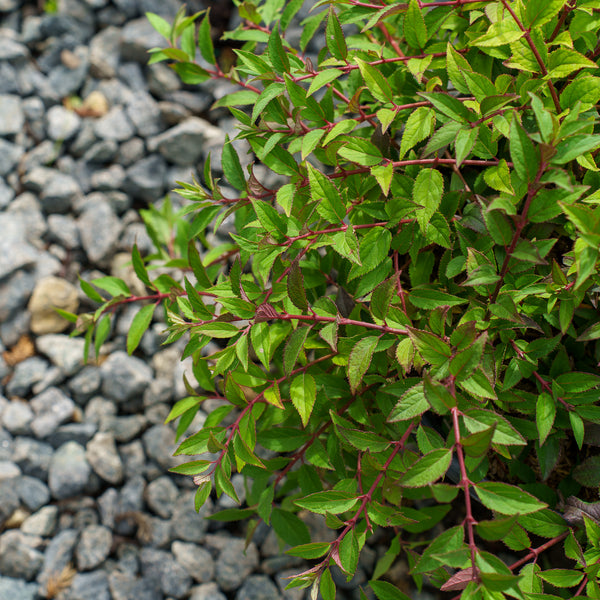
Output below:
[484,159,513,194]
[326,6,347,60]
[400,448,452,487]
[536,393,556,446]
[291,372,317,427]
[552,135,600,164]
[222,134,246,190]
[510,116,539,182]
[348,336,379,393]
[399,106,435,159]
[475,482,546,515]
[388,383,428,422]
[127,303,156,355]
[295,490,359,514]
[404,0,427,49]
[371,163,394,195]
[524,0,566,28]
[413,168,444,233]
[548,48,598,78]
[307,69,343,97]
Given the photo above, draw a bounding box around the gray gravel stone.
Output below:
[126,90,163,136]
[28,276,79,335]
[216,539,260,591]
[0,459,21,480]
[123,154,167,202]
[117,136,145,166]
[82,139,119,163]
[0,94,24,136]
[78,195,123,265]
[47,214,81,249]
[100,414,146,442]
[0,576,38,600]
[109,571,163,600]
[0,479,20,528]
[0,177,14,208]
[142,424,180,470]
[90,163,125,190]
[6,356,51,398]
[21,505,58,537]
[190,582,229,600]
[12,437,53,480]
[37,334,86,376]
[46,105,81,141]
[145,475,178,518]
[94,105,135,141]
[0,138,24,177]
[47,45,90,98]
[76,524,112,570]
[141,548,193,599]
[172,541,215,583]
[65,570,111,600]
[0,530,44,580]
[121,17,166,63]
[30,386,75,438]
[101,350,153,404]
[147,62,181,97]
[0,214,38,280]
[89,25,121,78]
[86,431,123,484]
[15,476,51,511]
[37,528,78,593]
[48,441,91,499]
[68,366,102,403]
[148,117,211,166]
[236,575,282,600]
[23,167,81,214]
[2,400,34,435]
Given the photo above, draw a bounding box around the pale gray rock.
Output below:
[64,571,110,600]
[47,45,90,98]
[36,334,85,376]
[0,530,44,580]
[109,571,163,600]
[29,387,75,438]
[0,576,38,600]
[2,401,34,435]
[22,167,81,213]
[90,163,125,190]
[20,506,58,537]
[86,432,123,484]
[0,138,24,177]
[15,476,50,512]
[0,460,21,480]
[126,91,163,137]
[216,539,260,591]
[100,351,153,404]
[236,575,282,600]
[172,541,215,583]
[47,214,81,249]
[0,214,38,281]
[141,548,192,599]
[100,414,146,442]
[121,17,166,63]
[68,367,101,404]
[93,105,135,142]
[78,195,123,264]
[37,528,78,594]
[46,105,81,141]
[12,437,53,480]
[190,582,228,600]
[48,441,91,499]
[5,356,50,398]
[0,94,24,136]
[47,423,97,449]
[148,117,212,166]
[76,525,112,570]
[89,25,121,78]
[82,139,119,163]
[123,154,167,202]
[145,475,178,519]
[0,176,14,209]
[0,479,19,528]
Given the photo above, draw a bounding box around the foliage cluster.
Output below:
[68,0,600,598]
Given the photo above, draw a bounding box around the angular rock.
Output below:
[20,505,58,537]
[12,438,54,480]
[109,571,163,600]
[148,117,212,166]
[78,195,122,265]
[0,576,38,600]
[0,176,14,209]
[141,548,192,599]
[121,17,166,63]
[0,214,38,281]
[144,475,178,519]
[22,166,81,213]
[0,479,20,528]
[100,351,153,404]
[27,276,79,335]
[0,460,21,480]
[47,422,97,449]
[93,106,135,142]
[89,25,121,78]
[15,476,51,512]
[172,541,215,583]
[47,214,81,249]
[0,530,44,580]
[126,91,163,137]
[46,105,81,141]
[48,441,91,500]
[0,94,24,136]
[36,334,85,376]
[68,366,101,403]
[47,45,90,98]
[65,571,110,600]
[216,539,260,591]
[2,400,34,435]
[236,575,282,600]
[29,387,75,438]
[0,138,24,177]
[100,414,146,442]
[86,432,123,484]
[123,154,166,202]
[37,528,78,594]
[76,525,112,570]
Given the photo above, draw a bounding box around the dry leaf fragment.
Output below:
[440,567,478,592]
[560,496,600,527]
[45,563,76,599]
[2,334,35,366]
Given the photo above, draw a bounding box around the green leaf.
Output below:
[347,336,379,394]
[131,244,151,288]
[400,448,452,487]
[463,409,526,446]
[326,7,347,60]
[195,322,240,338]
[570,411,585,450]
[446,42,471,94]
[271,508,311,546]
[370,580,410,600]
[573,455,600,487]
[338,530,359,575]
[284,326,310,376]
[388,383,429,422]
[323,119,358,145]
[538,569,584,588]
[371,163,394,196]
[524,0,566,28]
[222,134,246,190]
[399,106,435,159]
[475,482,546,515]
[560,76,600,110]
[251,198,287,236]
[548,48,598,78]
[198,11,216,65]
[338,138,383,167]
[413,168,444,233]
[79,277,105,303]
[510,116,539,182]
[291,372,317,427]
[536,393,556,446]
[268,26,290,74]
[408,288,467,310]
[419,92,472,124]
[146,11,171,39]
[94,314,111,358]
[301,129,326,160]
[356,58,393,103]
[455,126,478,167]
[93,276,131,297]
[320,569,335,600]
[407,328,451,366]
[285,542,331,560]
[127,303,156,355]
[308,163,346,223]
[552,135,600,164]
[213,90,259,108]
[295,490,359,514]
[404,0,427,49]
[251,82,285,123]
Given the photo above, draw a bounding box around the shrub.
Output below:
[70,0,600,598]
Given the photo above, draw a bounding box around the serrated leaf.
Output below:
[371,163,394,196]
[399,106,435,159]
[268,26,290,74]
[510,116,539,182]
[536,392,556,446]
[326,6,347,60]
[404,0,427,49]
[93,276,131,297]
[291,372,317,427]
[127,303,156,355]
[475,482,546,515]
[552,135,600,164]
[222,134,246,190]
[295,490,359,514]
[400,448,452,487]
[348,336,379,393]
[146,11,171,39]
[413,168,444,234]
[271,508,311,546]
[284,326,310,376]
[419,92,472,124]
[285,542,331,559]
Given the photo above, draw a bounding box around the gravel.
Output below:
[0,2,359,600]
